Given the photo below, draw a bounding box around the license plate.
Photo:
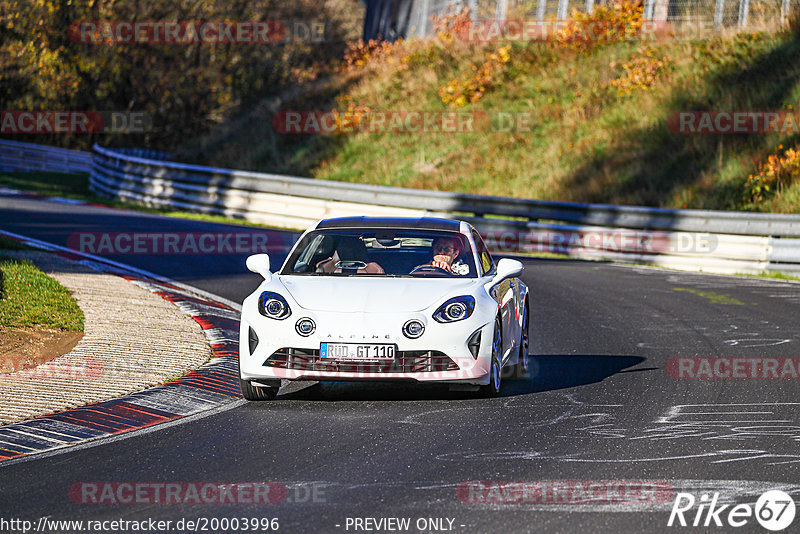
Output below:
[320,343,396,360]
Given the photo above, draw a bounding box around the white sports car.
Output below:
[238,216,528,400]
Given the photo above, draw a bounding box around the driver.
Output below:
[415,236,469,275]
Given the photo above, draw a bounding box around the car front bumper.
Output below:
[239,308,496,386]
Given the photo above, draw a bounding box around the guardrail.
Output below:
[2,139,799,277]
[87,143,800,277]
[0,139,92,174]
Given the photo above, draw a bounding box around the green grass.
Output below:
[0,171,91,198]
[672,287,746,305]
[0,236,33,251]
[0,256,84,331]
[733,270,800,282]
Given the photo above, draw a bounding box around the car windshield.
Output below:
[281,229,477,278]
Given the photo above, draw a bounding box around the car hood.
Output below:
[279,277,482,313]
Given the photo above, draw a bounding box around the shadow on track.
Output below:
[501,354,648,397]
[267,354,648,402]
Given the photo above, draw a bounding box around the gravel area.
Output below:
[0,251,212,424]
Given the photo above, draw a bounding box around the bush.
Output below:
[745,144,800,204]
[606,47,672,95]
[558,0,646,53]
[438,45,511,107]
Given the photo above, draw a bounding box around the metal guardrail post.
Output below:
[738,0,750,28]
[643,0,655,19]
[714,0,725,29]
[416,0,431,36]
[537,0,548,20]
[495,0,508,21]
[557,0,570,20]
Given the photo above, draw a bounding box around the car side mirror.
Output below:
[491,258,523,284]
[246,254,272,281]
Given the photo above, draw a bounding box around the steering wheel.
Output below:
[409,265,452,275]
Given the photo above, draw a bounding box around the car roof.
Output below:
[315,216,464,232]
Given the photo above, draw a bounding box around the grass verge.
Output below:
[0,255,84,331]
[0,236,34,251]
[733,270,800,282]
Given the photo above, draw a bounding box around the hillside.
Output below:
[161,3,800,212]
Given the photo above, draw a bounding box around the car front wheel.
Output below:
[240,378,279,401]
[479,317,503,397]
[238,357,279,401]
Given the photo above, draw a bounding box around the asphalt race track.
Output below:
[1,195,799,533]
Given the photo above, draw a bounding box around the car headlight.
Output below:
[433,295,475,323]
[258,291,291,320]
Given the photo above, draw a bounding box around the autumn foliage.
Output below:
[438,45,511,107]
[0,0,357,149]
[557,0,646,52]
[607,47,672,95]
[745,145,800,204]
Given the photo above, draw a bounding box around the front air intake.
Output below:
[467,329,482,359]
[263,349,458,373]
[249,326,259,354]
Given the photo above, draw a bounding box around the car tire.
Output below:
[238,357,279,401]
[240,378,279,401]
[515,300,529,376]
[479,317,503,397]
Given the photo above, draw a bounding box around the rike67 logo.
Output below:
[668,490,796,531]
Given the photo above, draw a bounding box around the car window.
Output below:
[281,229,477,277]
[472,230,495,276]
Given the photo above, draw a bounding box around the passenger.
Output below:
[316,236,384,274]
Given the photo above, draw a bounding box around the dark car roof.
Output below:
[316,217,463,232]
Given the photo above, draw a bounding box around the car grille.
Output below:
[263,348,459,373]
